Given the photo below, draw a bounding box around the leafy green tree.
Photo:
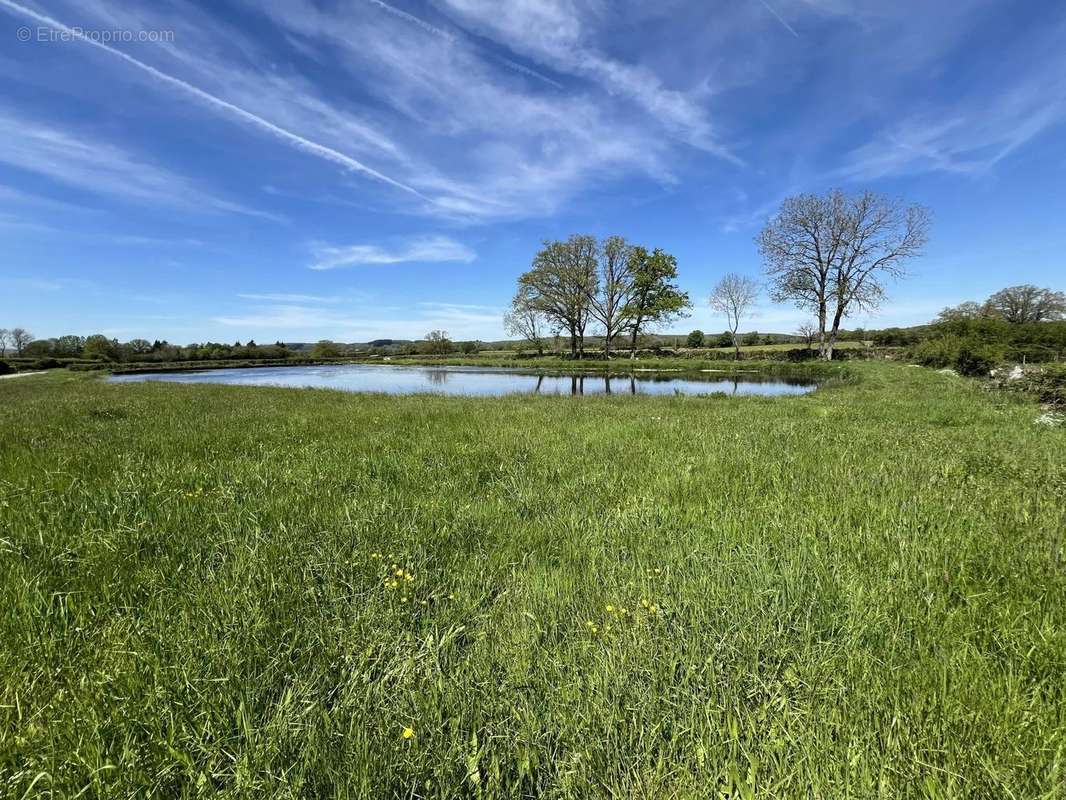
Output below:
[424,330,452,355]
[621,247,690,359]
[311,340,342,358]
[54,335,86,357]
[83,334,120,361]
[985,285,1065,324]
[125,339,153,355]
[686,329,704,348]
[519,235,598,359]
[24,339,55,357]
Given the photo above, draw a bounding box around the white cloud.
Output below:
[309,236,476,270]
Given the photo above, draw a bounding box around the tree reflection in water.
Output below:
[530,375,644,395]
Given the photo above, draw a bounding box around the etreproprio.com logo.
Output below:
[17,26,175,43]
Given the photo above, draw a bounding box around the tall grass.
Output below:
[0,364,1063,798]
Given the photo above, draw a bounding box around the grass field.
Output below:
[1,364,1063,798]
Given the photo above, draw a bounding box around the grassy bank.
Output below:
[1,365,1063,797]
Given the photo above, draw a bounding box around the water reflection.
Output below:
[111,364,819,398]
[425,369,450,386]
[532,374,643,395]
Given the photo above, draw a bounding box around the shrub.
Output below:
[31,358,62,371]
[0,361,13,376]
[912,335,1006,376]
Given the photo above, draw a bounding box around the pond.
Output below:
[110,364,819,397]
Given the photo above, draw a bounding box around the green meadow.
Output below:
[1,364,1063,798]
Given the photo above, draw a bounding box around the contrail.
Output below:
[499,58,564,91]
[0,0,430,200]
[367,0,456,42]
[757,0,799,37]
[366,0,563,90]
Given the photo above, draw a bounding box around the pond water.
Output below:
[110,364,818,397]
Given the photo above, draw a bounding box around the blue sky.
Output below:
[1,0,1064,343]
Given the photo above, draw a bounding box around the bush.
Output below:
[0,361,13,376]
[31,358,62,371]
[912,335,1006,376]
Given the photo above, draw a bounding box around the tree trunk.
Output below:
[569,325,577,358]
[629,327,639,359]
[604,333,611,360]
[825,307,844,361]
[731,331,740,361]
[816,301,828,359]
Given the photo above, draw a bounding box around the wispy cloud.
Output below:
[840,71,1066,180]
[0,110,279,220]
[309,236,476,270]
[238,292,345,304]
[435,0,732,158]
[0,0,426,201]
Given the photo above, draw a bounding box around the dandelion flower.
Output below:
[402,727,415,740]
[605,604,614,613]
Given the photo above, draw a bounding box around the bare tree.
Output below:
[984,285,1065,324]
[586,235,634,359]
[709,274,759,360]
[797,321,818,350]
[504,287,546,355]
[0,329,9,357]
[11,328,32,356]
[758,189,930,360]
[519,235,598,359]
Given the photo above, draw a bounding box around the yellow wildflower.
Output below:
[402,727,415,740]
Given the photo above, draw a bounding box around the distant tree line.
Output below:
[0,335,298,365]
